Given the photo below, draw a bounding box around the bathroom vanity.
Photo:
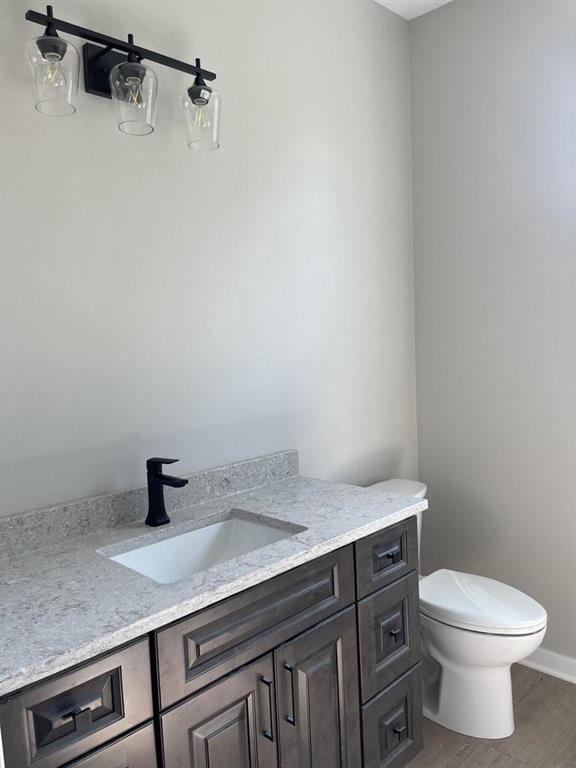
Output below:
[0,452,425,768]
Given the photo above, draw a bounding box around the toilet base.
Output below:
[423,659,515,739]
[420,615,546,740]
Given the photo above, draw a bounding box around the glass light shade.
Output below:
[109,61,157,136]
[26,35,79,116]
[181,88,221,151]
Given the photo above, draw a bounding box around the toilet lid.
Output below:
[419,569,547,635]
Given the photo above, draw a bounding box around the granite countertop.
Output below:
[0,451,427,697]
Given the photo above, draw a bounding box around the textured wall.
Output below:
[411,0,576,658]
[0,0,418,514]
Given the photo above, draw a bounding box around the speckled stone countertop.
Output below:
[0,451,426,698]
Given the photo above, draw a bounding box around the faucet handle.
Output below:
[146,457,180,473]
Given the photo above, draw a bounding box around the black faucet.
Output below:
[145,457,189,527]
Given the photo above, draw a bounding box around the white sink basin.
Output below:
[109,514,300,584]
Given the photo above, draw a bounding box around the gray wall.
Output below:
[0,1,418,515]
[411,0,576,658]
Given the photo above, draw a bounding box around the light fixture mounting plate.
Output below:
[83,43,128,99]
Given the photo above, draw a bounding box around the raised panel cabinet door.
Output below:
[274,607,361,768]
[161,655,278,768]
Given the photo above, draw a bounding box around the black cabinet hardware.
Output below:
[260,676,275,741]
[283,663,297,725]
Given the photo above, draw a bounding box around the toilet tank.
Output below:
[368,478,427,555]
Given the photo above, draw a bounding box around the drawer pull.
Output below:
[284,663,297,726]
[389,628,403,642]
[375,544,401,567]
[260,676,274,742]
[65,706,93,733]
[393,724,407,740]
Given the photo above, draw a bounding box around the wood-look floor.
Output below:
[406,665,576,768]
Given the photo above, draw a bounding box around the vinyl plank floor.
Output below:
[406,666,576,768]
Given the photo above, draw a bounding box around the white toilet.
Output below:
[370,479,547,740]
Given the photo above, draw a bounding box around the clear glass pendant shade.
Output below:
[26,35,79,116]
[109,60,157,136]
[181,88,221,151]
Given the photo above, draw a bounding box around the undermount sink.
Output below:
[109,512,303,584]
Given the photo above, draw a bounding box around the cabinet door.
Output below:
[274,607,361,768]
[161,655,278,768]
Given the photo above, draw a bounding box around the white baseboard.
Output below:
[520,647,576,685]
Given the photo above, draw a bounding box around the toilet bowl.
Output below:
[419,569,547,738]
[368,479,547,739]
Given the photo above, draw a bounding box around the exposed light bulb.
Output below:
[193,105,211,129]
[125,76,144,106]
[41,52,67,89]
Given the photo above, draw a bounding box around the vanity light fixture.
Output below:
[25,5,220,149]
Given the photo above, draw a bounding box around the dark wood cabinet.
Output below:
[161,655,278,768]
[1,517,423,768]
[274,607,361,768]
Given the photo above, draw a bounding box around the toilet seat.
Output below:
[419,569,547,636]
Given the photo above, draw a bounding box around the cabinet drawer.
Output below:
[161,655,277,768]
[362,664,423,768]
[63,723,157,768]
[0,639,153,768]
[355,517,418,600]
[155,546,354,709]
[358,572,420,703]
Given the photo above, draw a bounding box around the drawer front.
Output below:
[355,517,418,600]
[0,639,153,768]
[63,723,157,768]
[358,572,420,703]
[362,664,423,768]
[161,655,277,768]
[155,546,355,709]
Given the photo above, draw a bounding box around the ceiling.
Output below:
[375,0,454,21]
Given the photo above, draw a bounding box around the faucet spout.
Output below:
[159,474,189,489]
